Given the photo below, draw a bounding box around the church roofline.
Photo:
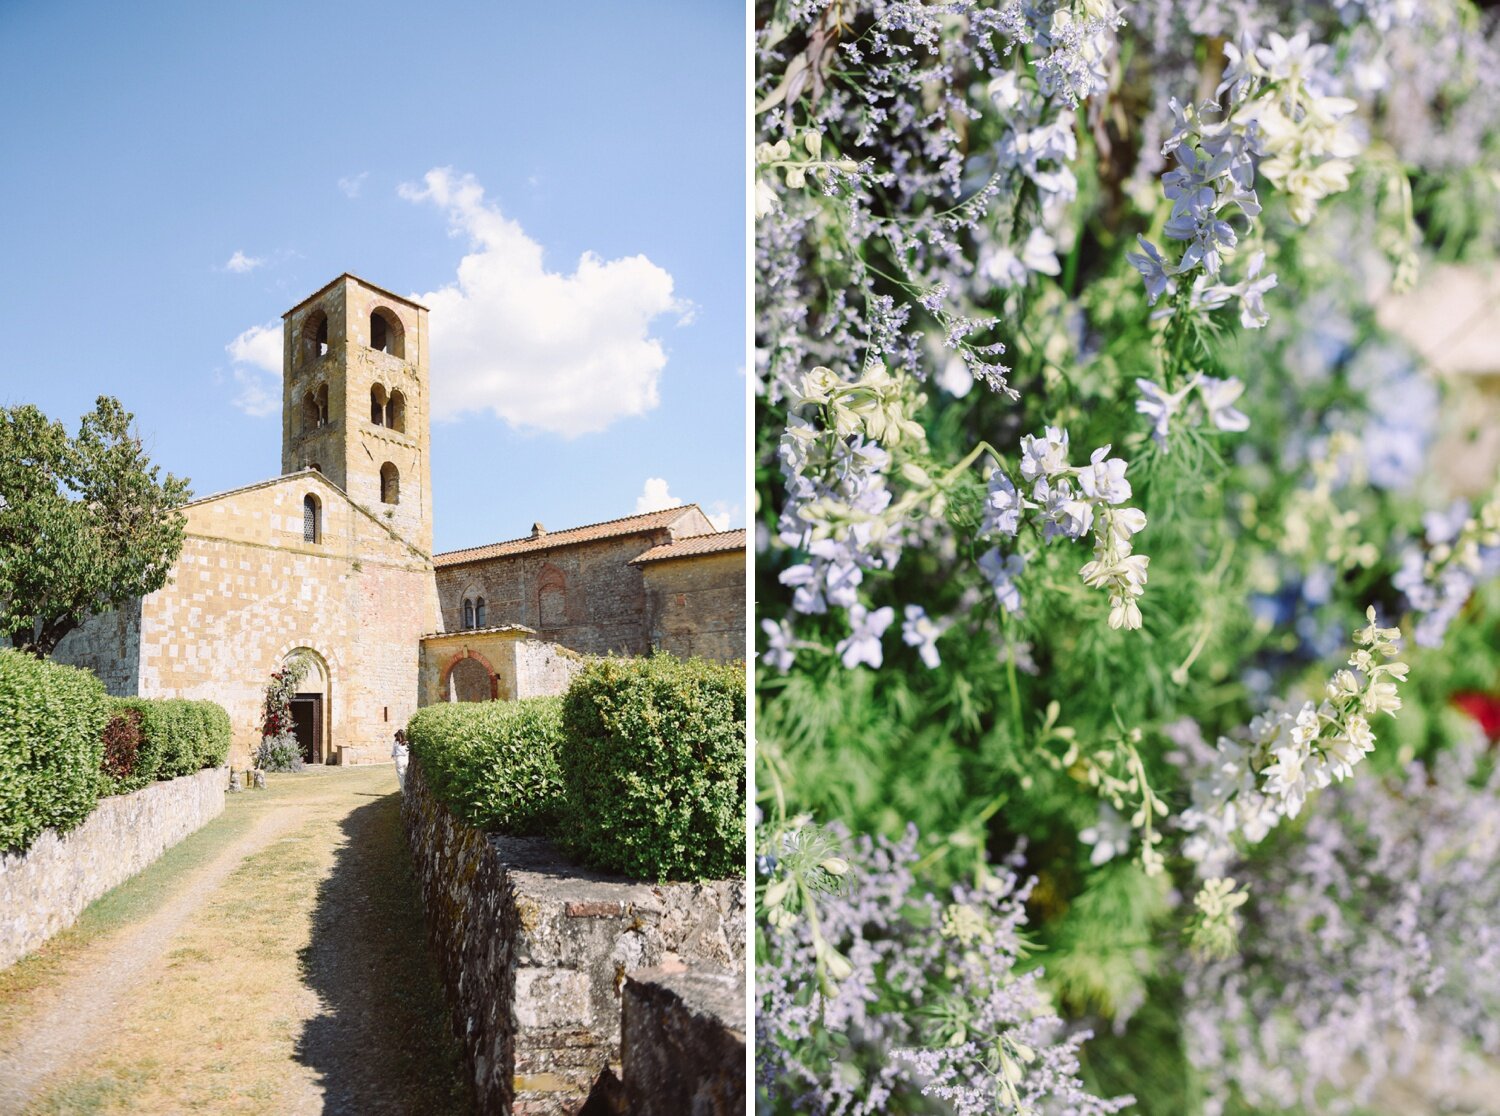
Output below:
[281,272,429,319]
[628,528,746,565]
[185,468,432,564]
[432,506,710,567]
[419,623,537,640]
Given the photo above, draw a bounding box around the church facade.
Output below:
[53,274,745,767]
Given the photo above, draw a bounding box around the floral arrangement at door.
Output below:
[754,2,1500,1113]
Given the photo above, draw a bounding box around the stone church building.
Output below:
[53,274,745,766]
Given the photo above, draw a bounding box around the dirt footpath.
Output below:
[0,766,471,1115]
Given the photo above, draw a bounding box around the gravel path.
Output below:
[0,766,469,1115]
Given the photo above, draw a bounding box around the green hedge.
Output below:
[110,696,230,786]
[406,697,566,835]
[0,649,110,853]
[558,655,745,882]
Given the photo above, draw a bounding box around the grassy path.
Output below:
[0,766,470,1115]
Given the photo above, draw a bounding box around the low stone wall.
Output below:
[402,758,745,1116]
[0,766,226,969]
[622,968,745,1116]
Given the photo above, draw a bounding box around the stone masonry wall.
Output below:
[0,766,225,969]
[402,758,744,1115]
[622,968,746,1116]
[437,532,674,658]
[640,550,746,663]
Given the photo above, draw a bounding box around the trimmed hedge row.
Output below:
[102,697,231,793]
[0,648,232,853]
[0,649,109,853]
[406,654,746,883]
[406,697,566,836]
[559,656,744,882]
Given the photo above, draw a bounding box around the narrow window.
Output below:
[463,598,474,629]
[301,391,318,433]
[380,462,400,504]
[370,384,388,426]
[475,597,486,627]
[303,494,320,543]
[316,383,329,424]
[371,312,388,353]
[388,390,406,433]
[302,309,330,367]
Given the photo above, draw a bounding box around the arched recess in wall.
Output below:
[301,309,329,367]
[369,306,405,359]
[538,563,568,629]
[441,648,499,703]
[380,462,400,504]
[387,389,406,432]
[284,647,332,764]
[370,383,388,425]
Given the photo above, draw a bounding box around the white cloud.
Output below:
[705,501,740,532]
[231,368,279,417]
[225,321,282,417]
[635,477,684,515]
[338,172,369,198]
[224,250,264,274]
[226,322,282,375]
[401,167,686,437]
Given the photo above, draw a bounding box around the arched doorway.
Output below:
[447,657,493,702]
[286,648,332,763]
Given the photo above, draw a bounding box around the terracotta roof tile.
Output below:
[629,529,746,565]
[433,506,703,567]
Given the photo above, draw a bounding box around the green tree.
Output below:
[0,396,190,656]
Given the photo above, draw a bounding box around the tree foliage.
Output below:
[0,396,190,656]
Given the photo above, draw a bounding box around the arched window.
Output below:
[369,307,405,359]
[370,383,388,426]
[387,390,406,433]
[474,597,486,627]
[302,494,321,543]
[380,462,400,504]
[462,598,474,629]
[302,309,329,366]
[301,391,319,433]
[316,383,329,424]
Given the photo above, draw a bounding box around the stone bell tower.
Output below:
[279,274,433,555]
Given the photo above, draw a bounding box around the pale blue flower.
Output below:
[760,617,796,673]
[1127,235,1174,304]
[836,604,895,669]
[1077,445,1133,504]
[901,604,945,669]
[979,548,1026,614]
[1197,375,1251,432]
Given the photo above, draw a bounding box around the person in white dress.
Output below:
[392,729,409,792]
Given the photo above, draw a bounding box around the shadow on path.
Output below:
[295,789,473,1115]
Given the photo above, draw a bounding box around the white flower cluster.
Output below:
[1129,31,1363,327]
[981,426,1151,630]
[1180,607,1408,874]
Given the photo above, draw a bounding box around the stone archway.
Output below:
[440,648,499,703]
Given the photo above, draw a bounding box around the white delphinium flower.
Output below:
[980,227,1062,290]
[982,469,1030,536]
[979,548,1026,615]
[1080,802,1133,866]
[1180,606,1409,870]
[1077,445,1133,504]
[1135,377,1194,444]
[901,605,948,669]
[1036,476,1096,540]
[836,604,895,670]
[1197,375,1251,432]
[1020,425,1072,481]
[761,617,797,673]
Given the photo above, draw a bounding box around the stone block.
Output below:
[622,967,745,1116]
[516,968,592,1028]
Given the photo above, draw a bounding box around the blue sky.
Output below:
[0,0,745,553]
